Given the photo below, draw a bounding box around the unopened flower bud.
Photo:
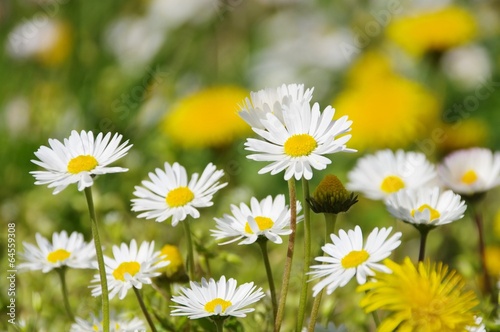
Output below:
[307,175,358,214]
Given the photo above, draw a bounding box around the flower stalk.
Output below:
[182,219,196,281]
[307,213,337,332]
[56,267,74,321]
[275,179,297,332]
[258,238,278,323]
[297,179,312,331]
[417,227,430,262]
[84,187,109,332]
[133,287,158,332]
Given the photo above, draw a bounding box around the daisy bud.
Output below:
[307,175,358,214]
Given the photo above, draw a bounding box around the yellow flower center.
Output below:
[283,134,318,157]
[92,324,99,331]
[166,187,195,207]
[160,244,183,277]
[380,175,405,193]
[461,170,478,185]
[411,204,441,221]
[341,250,369,268]
[112,261,141,281]
[411,296,447,329]
[67,155,98,174]
[244,216,274,234]
[47,249,71,263]
[204,298,232,313]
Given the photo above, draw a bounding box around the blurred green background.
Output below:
[1,0,500,331]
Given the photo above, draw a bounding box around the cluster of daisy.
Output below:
[22,82,499,331]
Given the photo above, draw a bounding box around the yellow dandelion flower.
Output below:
[334,52,439,151]
[343,51,396,87]
[387,6,477,57]
[159,244,184,278]
[161,86,251,149]
[359,257,479,332]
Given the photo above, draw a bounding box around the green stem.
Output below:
[84,187,109,332]
[258,239,278,324]
[324,213,337,242]
[296,179,312,331]
[472,208,492,297]
[133,287,158,332]
[307,290,323,332]
[212,317,225,332]
[417,228,430,262]
[182,220,195,281]
[56,268,74,321]
[371,310,380,326]
[275,179,297,332]
[307,213,338,332]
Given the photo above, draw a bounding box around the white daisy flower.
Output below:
[438,147,500,196]
[170,276,265,319]
[131,162,227,226]
[466,316,486,332]
[19,231,95,273]
[90,240,169,300]
[211,194,302,245]
[30,130,132,194]
[238,83,314,129]
[245,100,355,181]
[385,187,467,227]
[347,149,437,201]
[70,313,146,332]
[308,226,402,296]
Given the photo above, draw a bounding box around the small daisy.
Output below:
[238,83,314,129]
[19,231,95,273]
[347,149,437,200]
[31,130,132,194]
[359,258,479,331]
[131,162,227,226]
[245,100,355,180]
[70,313,146,332]
[466,316,486,332]
[170,275,265,319]
[211,194,302,245]
[308,226,401,296]
[385,187,467,227]
[90,240,169,300]
[438,147,500,196]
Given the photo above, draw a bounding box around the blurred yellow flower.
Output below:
[37,21,73,67]
[161,86,251,149]
[387,6,477,56]
[159,244,184,278]
[485,246,500,278]
[334,53,439,151]
[7,19,72,67]
[343,51,395,87]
